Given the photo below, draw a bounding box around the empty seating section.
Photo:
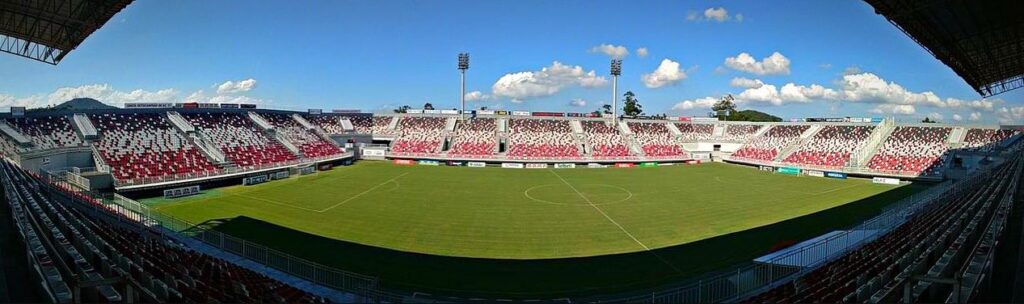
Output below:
[732,125,809,162]
[349,116,373,134]
[5,116,83,150]
[91,113,217,182]
[962,128,1017,152]
[1,163,325,303]
[371,117,395,135]
[675,123,714,142]
[390,117,447,155]
[747,160,1016,303]
[448,118,497,157]
[307,115,345,134]
[184,113,296,168]
[263,113,342,158]
[721,124,761,142]
[507,119,580,159]
[582,120,631,158]
[868,126,951,176]
[628,122,684,157]
[782,125,873,168]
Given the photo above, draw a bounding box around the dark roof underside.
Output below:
[865,0,1024,97]
[0,0,132,65]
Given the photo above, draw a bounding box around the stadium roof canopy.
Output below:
[865,0,1024,97]
[0,0,133,65]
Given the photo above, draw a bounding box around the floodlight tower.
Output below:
[458,53,470,120]
[610,59,622,124]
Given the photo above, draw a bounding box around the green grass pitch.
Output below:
[143,161,927,297]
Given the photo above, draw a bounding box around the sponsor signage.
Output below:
[872,177,900,185]
[220,103,240,109]
[164,185,201,198]
[418,160,440,166]
[478,110,496,115]
[10,107,25,117]
[447,161,464,166]
[362,149,385,156]
[525,163,549,169]
[308,109,323,115]
[554,163,576,169]
[407,109,424,114]
[678,117,692,121]
[759,165,774,172]
[125,102,174,108]
[198,103,219,108]
[588,163,607,168]
[691,152,711,160]
[240,104,257,109]
[683,160,701,165]
[692,117,719,122]
[467,162,487,168]
[777,167,801,175]
[332,109,361,113]
[512,111,531,116]
[870,117,884,123]
[566,113,583,117]
[806,170,825,177]
[441,109,459,114]
[273,171,290,180]
[393,159,415,165]
[532,112,565,117]
[825,172,848,179]
[243,174,270,186]
[615,163,635,168]
[494,110,509,115]
[639,162,658,167]
[182,102,199,109]
[502,163,524,169]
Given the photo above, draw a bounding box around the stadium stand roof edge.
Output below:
[0,0,134,64]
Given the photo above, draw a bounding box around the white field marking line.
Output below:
[547,169,650,251]
[318,172,411,213]
[234,193,324,213]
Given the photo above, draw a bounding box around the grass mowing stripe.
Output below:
[548,169,650,251]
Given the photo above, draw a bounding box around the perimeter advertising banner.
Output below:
[494,110,509,116]
[825,172,848,179]
[777,167,801,175]
[872,177,900,185]
[446,161,464,166]
[467,162,487,168]
[308,109,323,115]
[441,110,459,114]
[10,107,25,117]
[532,112,565,117]
[525,163,549,169]
[418,160,440,166]
[502,163,525,169]
[806,170,825,177]
[588,163,607,168]
[639,162,658,167]
[684,160,701,165]
[554,163,576,169]
[615,163,635,168]
[512,111,531,116]
[393,159,415,165]
[478,110,496,115]
[759,165,774,172]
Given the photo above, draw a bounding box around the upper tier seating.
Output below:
[962,128,1018,152]
[582,120,631,158]
[628,122,684,157]
[448,118,497,157]
[306,115,345,134]
[349,116,373,134]
[675,123,714,142]
[262,113,343,158]
[782,125,874,168]
[390,117,447,155]
[867,126,951,176]
[5,116,83,151]
[507,119,580,159]
[1,163,326,303]
[732,125,810,162]
[91,113,217,182]
[720,124,761,142]
[184,113,297,168]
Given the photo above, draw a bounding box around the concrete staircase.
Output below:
[72,113,98,139]
[666,122,683,136]
[948,127,967,148]
[340,118,355,132]
[274,132,303,157]
[0,120,31,145]
[497,118,508,132]
[247,112,274,130]
[851,118,896,168]
[190,132,229,165]
[751,124,771,138]
[618,120,633,134]
[775,125,823,162]
[445,117,458,131]
[166,111,195,133]
[292,114,335,143]
[387,116,400,130]
[712,124,725,138]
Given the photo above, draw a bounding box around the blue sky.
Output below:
[1,0,1021,123]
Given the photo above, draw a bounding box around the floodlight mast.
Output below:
[458,53,470,120]
[610,59,622,124]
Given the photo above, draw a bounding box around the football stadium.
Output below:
[1,1,1024,303]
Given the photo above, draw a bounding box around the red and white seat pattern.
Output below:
[675,123,714,142]
[448,118,497,157]
[782,125,873,168]
[507,119,580,159]
[371,117,396,136]
[305,115,345,134]
[390,117,447,155]
[348,116,373,134]
[721,124,761,142]
[867,126,951,176]
[91,113,217,182]
[961,128,1018,152]
[628,122,684,157]
[5,116,83,151]
[582,120,631,158]
[732,125,810,162]
[185,113,296,168]
[262,114,343,158]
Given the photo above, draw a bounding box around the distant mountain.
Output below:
[726,110,783,122]
[28,98,117,113]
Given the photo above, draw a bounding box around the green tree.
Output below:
[622,91,643,116]
[712,94,737,120]
[393,105,411,113]
[423,102,434,110]
[922,117,936,123]
[601,104,612,115]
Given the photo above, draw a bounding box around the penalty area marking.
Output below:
[318,172,411,213]
[547,169,650,251]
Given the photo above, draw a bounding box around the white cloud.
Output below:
[724,52,791,75]
[672,96,718,111]
[843,66,863,75]
[779,83,839,103]
[997,107,1024,123]
[953,114,963,121]
[636,47,649,58]
[869,104,916,115]
[186,89,270,105]
[216,78,257,94]
[588,44,629,59]
[970,112,982,121]
[491,61,607,102]
[687,7,740,23]
[729,77,763,89]
[737,83,782,105]
[0,84,184,109]
[641,59,688,88]
[569,98,587,107]
[926,112,944,121]
[464,91,491,102]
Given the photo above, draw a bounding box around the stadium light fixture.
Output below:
[459,53,470,120]
[610,59,622,124]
